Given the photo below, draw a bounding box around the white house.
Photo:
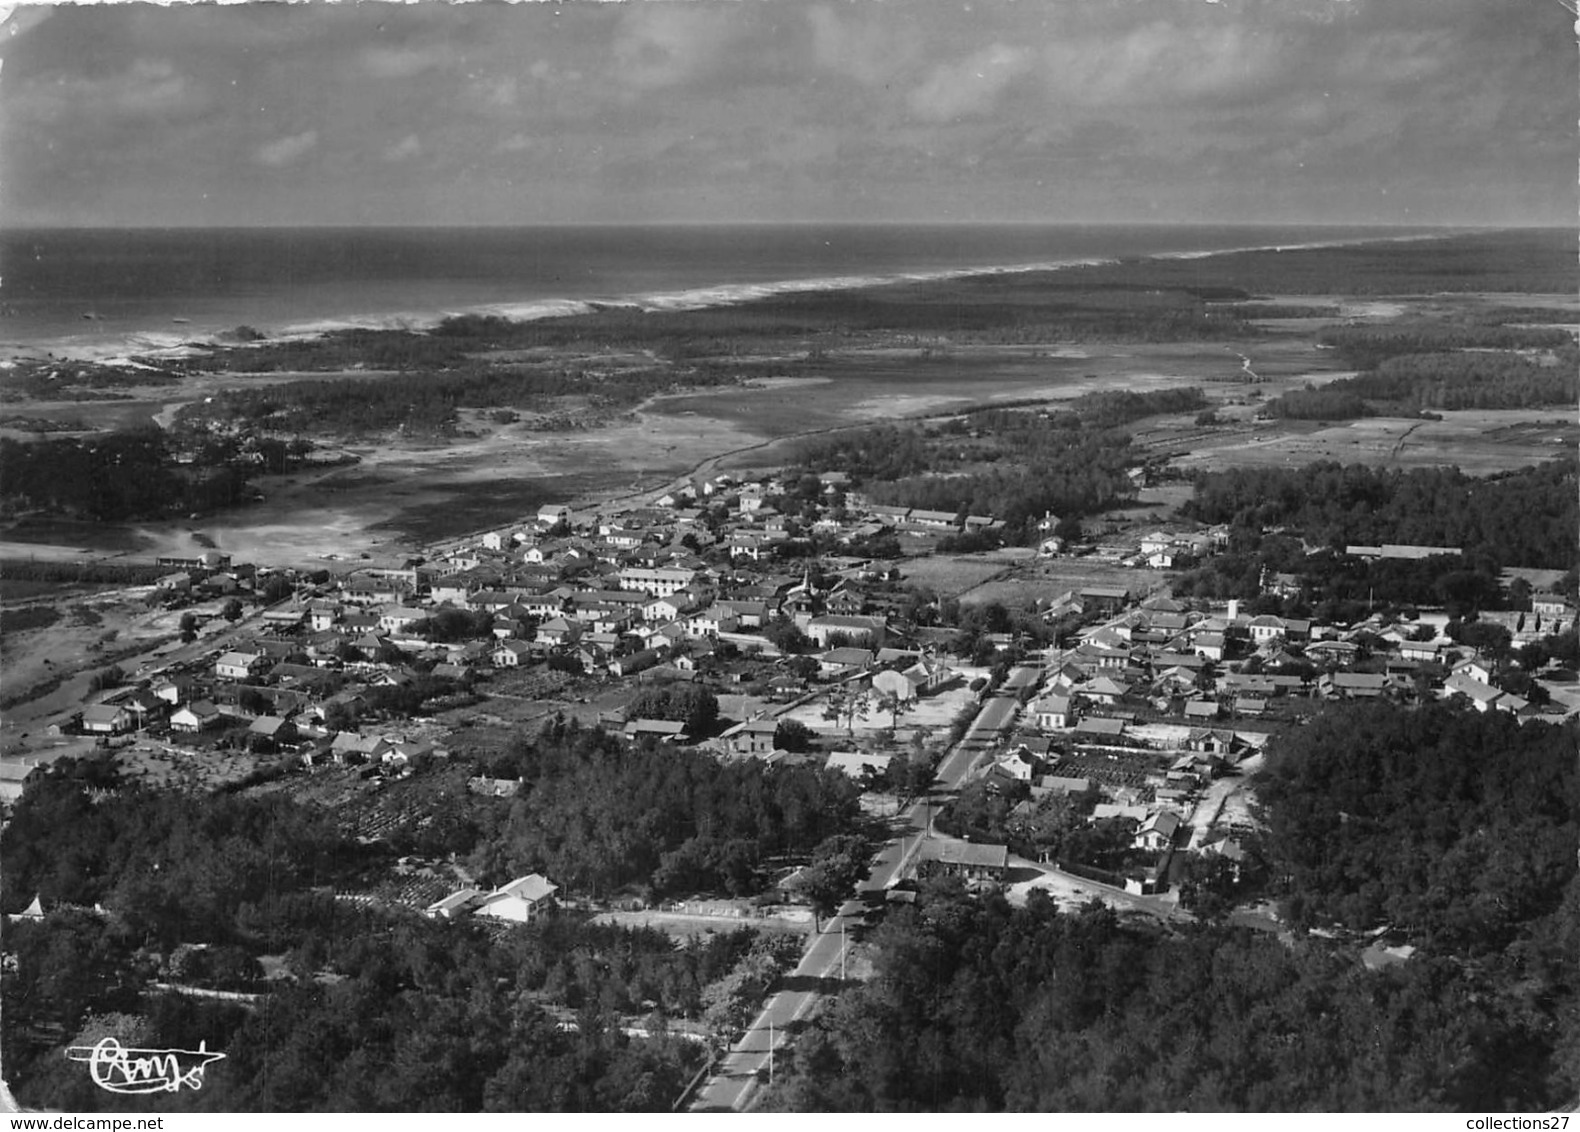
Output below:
[475,874,559,922]
[80,704,132,735]
[1133,810,1182,852]
[170,700,223,733]
[1032,694,1074,730]
[214,651,266,681]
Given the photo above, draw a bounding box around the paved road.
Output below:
[687,666,1040,1112]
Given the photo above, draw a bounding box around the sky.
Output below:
[0,0,1573,228]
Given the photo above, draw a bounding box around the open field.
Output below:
[2,242,1574,593]
[1154,409,1578,474]
[897,555,1019,599]
[959,560,1169,610]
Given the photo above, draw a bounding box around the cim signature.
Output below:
[65,1038,227,1095]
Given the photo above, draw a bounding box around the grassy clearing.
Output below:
[899,555,1018,599]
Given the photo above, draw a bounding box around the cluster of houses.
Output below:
[932,578,1574,897]
[69,477,1006,763]
[1022,591,1566,732]
[55,471,1577,912]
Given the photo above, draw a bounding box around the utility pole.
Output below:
[840,918,848,981]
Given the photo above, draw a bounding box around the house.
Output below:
[214,651,266,681]
[819,646,876,676]
[1346,544,1462,561]
[720,718,780,756]
[426,888,485,920]
[1092,803,1148,823]
[1080,586,1130,615]
[1452,658,1494,685]
[535,617,582,647]
[917,839,1009,882]
[1185,728,1241,756]
[908,508,961,530]
[246,715,298,746]
[1319,671,1388,699]
[1032,694,1074,730]
[468,777,522,798]
[490,639,532,667]
[1247,615,1286,644]
[151,678,193,706]
[1442,671,1505,713]
[170,700,223,733]
[1183,699,1220,721]
[618,566,698,598]
[1233,696,1267,717]
[1398,639,1444,662]
[1084,675,1130,705]
[610,650,661,678]
[806,614,886,648]
[825,750,893,781]
[475,874,560,923]
[537,504,572,526]
[1133,810,1182,852]
[1531,591,1569,617]
[80,704,132,735]
[119,689,166,727]
[1074,716,1126,740]
[1152,666,1201,695]
[1191,632,1226,661]
[987,748,1039,783]
[1305,639,1360,665]
[330,732,392,763]
[642,596,691,624]
[155,570,193,594]
[377,607,428,635]
[622,718,689,743]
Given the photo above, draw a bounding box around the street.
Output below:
[687,666,1040,1111]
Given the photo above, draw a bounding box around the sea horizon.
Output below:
[0,222,1470,362]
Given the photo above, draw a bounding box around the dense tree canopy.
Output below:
[469,721,862,899]
[1254,702,1578,952]
[760,886,1577,1112]
[1183,458,1577,569]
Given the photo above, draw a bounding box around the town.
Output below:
[14,450,1576,918]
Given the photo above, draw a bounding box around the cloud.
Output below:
[254,129,319,167]
[610,4,736,90]
[806,4,916,87]
[383,134,421,162]
[6,57,201,125]
[908,44,1033,122]
[359,44,451,80]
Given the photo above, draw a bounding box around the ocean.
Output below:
[0,223,1436,359]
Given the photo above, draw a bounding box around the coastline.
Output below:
[0,225,1457,366]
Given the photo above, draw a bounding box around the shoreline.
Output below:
[0,226,1460,366]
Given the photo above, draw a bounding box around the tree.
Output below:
[821,688,869,736]
[774,718,816,753]
[784,655,820,682]
[874,689,911,729]
[629,685,720,737]
[765,621,812,654]
[221,597,245,621]
[260,578,295,607]
[800,835,870,930]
